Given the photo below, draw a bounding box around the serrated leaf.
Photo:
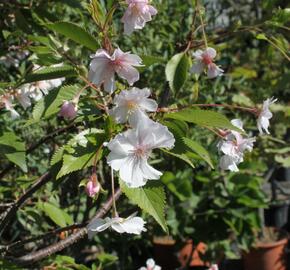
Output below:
[46,21,99,51]
[56,129,105,179]
[165,109,243,133]
[32,84,80,121]
[0,132,27,172]
[120,180,167,232]
[25,65,76,83]
[165,53,189,93]
[161,149,195,169]
[38,202,73,227]
[182,137,214,168]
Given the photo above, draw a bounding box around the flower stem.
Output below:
[111,168,118,217]
[196,0,208,48]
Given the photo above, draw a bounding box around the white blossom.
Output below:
[217,119,255,172]
[191,47,224,79]
[257,97,277,135]
[89,48,143,93]
[107,118,175,187]
[121,0,158,35]
[109,87,158,126]
[87,213,146,238]
[0,95,19,119]
[139,258,161,270]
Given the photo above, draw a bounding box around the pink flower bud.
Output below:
[85,178,101,198]
[59,101,77,119]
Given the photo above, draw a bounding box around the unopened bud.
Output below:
[59,101,77,119]
[85,175,101,198]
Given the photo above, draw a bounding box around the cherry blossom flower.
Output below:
[257,97,277,135]
[208,265,219,270]
[109,87,158,126]
[191,47,224,79]
[59,101,78,120]
[16,88,31,109]
[121,0,158,35]
[87,213,146,238]
[89,48,143,93]
[139,258,161,270]
[107,118,175,187]
[217,119,255,172]
[0,95,19,119]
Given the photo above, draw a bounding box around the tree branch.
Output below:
[9,188,122,266]
[0,172,51,237]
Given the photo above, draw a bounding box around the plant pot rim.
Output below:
[254,227,289,249]
[254,236,288,249]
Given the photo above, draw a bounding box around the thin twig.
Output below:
[9,188,122,266]
[0,172,51,237]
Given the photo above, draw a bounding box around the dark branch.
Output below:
[0,172,51,237]
[9,188,122,266]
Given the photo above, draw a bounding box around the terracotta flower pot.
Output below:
[178,240,209,267]
[243,228,288,270]
[153,236,179,270]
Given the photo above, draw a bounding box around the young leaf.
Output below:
[165,109,243,133]
[32,84,80,121]
[182,137,214,168]
[56,129,105,179]
[38,202,73,227]
[46,22,99,51]
[25,65,77,83]
[161,149,195,169]
[165,53,189,93]
[120,180,168,232]
[0,132,27,172]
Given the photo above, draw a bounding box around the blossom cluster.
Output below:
[0,64,64,119]
[87,0,173,237]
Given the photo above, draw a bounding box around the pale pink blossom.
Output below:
[139,258,161,270]
[191,47,224,79]
[107,118,175,187]
[89,48,143,93]
[257,97,277,135]
[217,119,255,172]
[59,101,78,120]
[0,95,19,119]
[121,0,158,35]
[87,213,146,238]
[109,87,158,126]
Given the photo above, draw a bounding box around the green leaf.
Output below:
[120,180,168,232]
[161,149,195,169]
[141,55,165,67]
[231,67,257,79]
[165,52,189,92]
[161,171,192,201]
[38,202,73,227]
[46,21,99,51]
[182,138,214,168]
[32,85,80,121]
[56,129,105,179]
[25,65,76,83]
[165,109,243,133]
[0,132,27,172]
